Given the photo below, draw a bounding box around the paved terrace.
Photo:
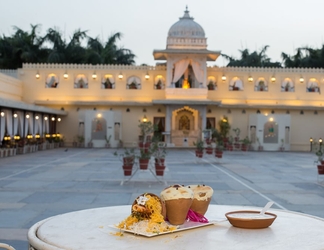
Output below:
[0,148,324,249]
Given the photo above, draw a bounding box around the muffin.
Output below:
[160,184,194,225]
[187,184,213,216]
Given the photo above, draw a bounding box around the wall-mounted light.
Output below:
[45,133,51,138]
[157,108,161,113]
[0,111,4,117]
[51,117,55,121]
[27,134,33,139]
[286,110,290,114]
[208,109,212,113]
[52,133,57,138]
[14,135,20,140]
[221,74,226,81]
[92,72,97,80]
[56,132,61,138]
[57,117,61,122]
[35,134,40,139]
[118,72,123,79]
[300,76,304,83]
[271,110,275,114]
[4,135,11,141]
[93,107,97,111]
[269,117,274,122]
[97,113,102,118]
[36,71,40,79]
[44,116,48,120]
[227,109,231,114]
[256,110,261,114]
[126,108,130,112]
[300,110,304,115]
[143,108,146,112]
[76,107,80,111]
[248,76,253,82]
[13,113,18,118]
[242,109,246,114]
[271,76,276,82]
[61,107,65,111]
[63,71,68,79]
[35,115,39,120]
[145,72,150,80]
[26,114,30,119]
[142,115,148,122]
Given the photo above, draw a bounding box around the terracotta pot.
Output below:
[139,158,149,170]
[122,164,133,176]
[317,165,324,175]
[123,156,134,165]
[195,150,203,158]
[155,158,165,165]
[215,150,223,158]
[227,145,233,151]
[206,147,213,154]
[155,163,165,176]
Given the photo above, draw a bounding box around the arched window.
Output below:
[229,77,243,91]
[74,74,88,89]
[46,74,59,88]
[281,78,294,92]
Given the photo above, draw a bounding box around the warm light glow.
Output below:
[36,72,40,79]
[56,133,60,138]
[14,135,20,140]
[271,76,276,82]
[57,117,61,122]
[13,113,17,118]
[222,75,226,81]
[145,72,150,80]
[248,76,253,82]
[27,134,33,139]
[26,114,30,119]
[269,117,274,122]
[319,138,323,143]
[45,133,51,138]
[182,79,190,89]
[52,133,56,138]
[44,116,48,120]
[222,118,227,122]
[0,111,4,117]
[35,115,39,120]
[97,113,102,118]
[142,115,148,122]
[92,72,97,79]
[51,117,55,121]
[300,77,304,83]
[310,137,313,142]
[118,72,123,79]
[63,72,68,79]
[265,113,268,116]
[35,134,40,139]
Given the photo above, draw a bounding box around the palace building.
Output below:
[0,8,323,152]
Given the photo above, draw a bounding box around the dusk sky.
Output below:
[1,0,323,66]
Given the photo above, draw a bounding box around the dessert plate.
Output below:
[225,210,277,229]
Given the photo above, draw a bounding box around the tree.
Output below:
[222,45,282,68]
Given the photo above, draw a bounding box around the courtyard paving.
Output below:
[0,148,323,249]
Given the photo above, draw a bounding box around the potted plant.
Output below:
[129,81,137,89]
[215,141,224,158]
[218,117,231,148]
[232,128,240,142]
[138,120,157,152]
[207,80,215,90]
[227,136,234,151]
[150,136,167,176]
[114,148,135,176]
[279,139,285,151]
[137,149,151,170]
[105,135,111,148]
[77,135,85,148]
[257,137,263,151]
[241,136,251,151]
[193,139,204,158]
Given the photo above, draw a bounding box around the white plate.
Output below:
[108,220,217,237]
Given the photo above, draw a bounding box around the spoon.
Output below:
[260,201,274,216]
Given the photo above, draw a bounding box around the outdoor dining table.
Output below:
[28,204,324,250]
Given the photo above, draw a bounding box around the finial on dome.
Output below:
[183,5,191,18]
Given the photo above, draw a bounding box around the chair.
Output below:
[0,243,15,250]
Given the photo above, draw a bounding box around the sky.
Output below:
[1,0,324,67]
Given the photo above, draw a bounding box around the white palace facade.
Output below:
[0,8,324,152]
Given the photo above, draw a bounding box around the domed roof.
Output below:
[167,7,207,50]
[168,8,205,38]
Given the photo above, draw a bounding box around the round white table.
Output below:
[28,205,324,250]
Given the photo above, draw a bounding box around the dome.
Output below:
[167,8,207,50]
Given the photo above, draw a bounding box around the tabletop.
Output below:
[28,204,324,250]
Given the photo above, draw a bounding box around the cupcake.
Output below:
[160,184,194,225]
[187,184,213,216]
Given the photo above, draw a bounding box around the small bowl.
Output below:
[225,210,277,229]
